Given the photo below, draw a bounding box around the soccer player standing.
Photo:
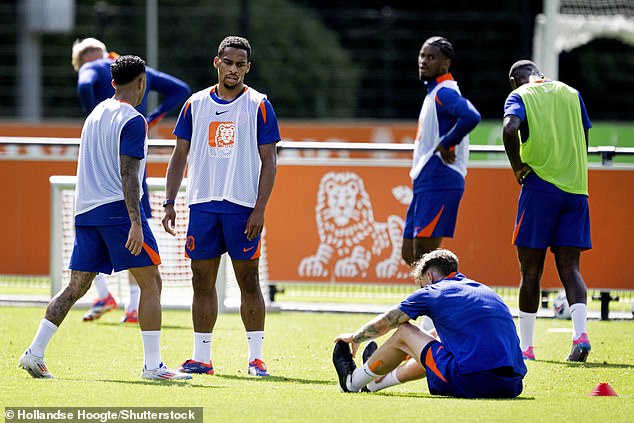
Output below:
[332,249,527,398]
[19,56,190,381]
[502,60,592,362]
[162,36,281,377]
[403,36,480,264]
[72,38,191,324]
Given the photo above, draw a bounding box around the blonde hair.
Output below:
[71,38,107,71]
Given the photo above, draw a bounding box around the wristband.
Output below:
[162,199,175,207]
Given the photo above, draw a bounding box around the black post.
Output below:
[380,6,394,118]
[593,291,619,321]
[600,292,610,320]
[239,0,250,39]
[541,290,550,309]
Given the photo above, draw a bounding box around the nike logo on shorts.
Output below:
[243,246,255,253]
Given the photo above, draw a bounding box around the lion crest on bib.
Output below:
[298,172,409,280]
[215,123,235,148]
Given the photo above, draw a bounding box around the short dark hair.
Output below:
[509,60,541,80]
[218,36,251,60]
[424,36,454,61]
[110,55,145,85]
[412,248,459,283]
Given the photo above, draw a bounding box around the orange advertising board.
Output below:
[265,163,634,290]
[1,154,633,290]
[0,120,417,143]
[265,164,412,284]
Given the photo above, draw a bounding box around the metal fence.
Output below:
[0,1,537,120]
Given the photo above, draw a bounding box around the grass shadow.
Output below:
[69,373,332,388]
[374,391,536,400]
[536,359,633,368]
[214,373,331,385]
[93,322,192,330]
[89,378,218,388]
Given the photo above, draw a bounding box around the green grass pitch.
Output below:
[1,307,633,422]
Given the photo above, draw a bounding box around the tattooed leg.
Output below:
[45,270,97,326]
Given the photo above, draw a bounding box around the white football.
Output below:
[553,291,571,319]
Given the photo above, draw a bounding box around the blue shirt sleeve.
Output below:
[173,99,193,141]
[398,288,430,320]
[77,67,99,115]
[173,97,281,144]
[503,92,526,121]
[120,115,147,159]
[257,98,281,145]
[145,66,191,125]
[436,88,481,149]
[578,93,592,130]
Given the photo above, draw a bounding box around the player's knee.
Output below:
[239,279,262,297]
[191,272,218,296]
[234,261,260,292]
[394,322,431,354]
[68,272,94,298]
[148,272,162,293]
[394,321,418,342]
[139,282,161,299]
[192,282,216,298]
[135,270,162,292]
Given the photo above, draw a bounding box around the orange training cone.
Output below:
[590,382,618,396]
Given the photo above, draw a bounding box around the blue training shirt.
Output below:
[77,56,191,125]
[399,272,527,376]
[413,78,480,193]
[173,86,281,213]
[433,85,481,150]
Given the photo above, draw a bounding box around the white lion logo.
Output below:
[208,122,235,158]
[215,123,235,148]
[298,172,410,280]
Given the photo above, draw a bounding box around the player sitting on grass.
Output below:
[333,248,527,398]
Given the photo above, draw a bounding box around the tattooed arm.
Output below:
[334,307,411,357]
[121,154,143,256]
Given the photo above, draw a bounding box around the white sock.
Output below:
[569,303,588,340]
[246,331,264,362]
[127,282,140,313]
[366,368,402,392]
[348,362,379,392]
[518,310,536,351]
[28,319,58,357]
[141,330,162,370]
[193,332,212,363]
[93,273,110,298]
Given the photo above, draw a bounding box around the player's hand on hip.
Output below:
[162,206,177,236]
[514,164,532,185]
[435,144,456,164]
[126,222,144,256]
